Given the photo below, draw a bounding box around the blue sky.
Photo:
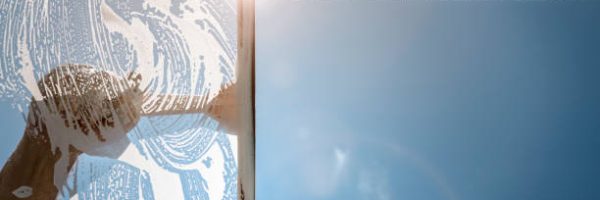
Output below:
[1,1,600,200]
[255,1,600,200]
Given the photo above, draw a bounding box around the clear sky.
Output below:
[255,1,600,200]
[1,1,600,200]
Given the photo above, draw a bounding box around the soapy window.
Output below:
[0,0,241,199]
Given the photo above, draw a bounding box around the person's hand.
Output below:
[0,64,143,199]
[26,64,142,155]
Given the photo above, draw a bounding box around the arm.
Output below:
[0,122,76,199]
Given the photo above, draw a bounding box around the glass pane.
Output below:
[0,0,253,199]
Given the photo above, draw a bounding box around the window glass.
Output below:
[0,0,247,199]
